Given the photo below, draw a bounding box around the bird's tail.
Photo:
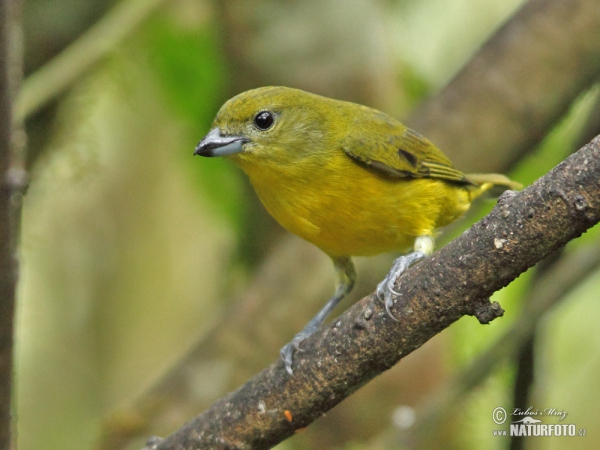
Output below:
[465,173,522,201]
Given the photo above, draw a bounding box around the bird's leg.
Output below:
[377,235,434,320]
[281,256,356,375]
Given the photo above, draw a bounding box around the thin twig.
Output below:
[14,0,167,122]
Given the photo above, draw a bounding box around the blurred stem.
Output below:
[14,0,168,123]
[575,84,600,150]
[509,335,535,450]
[508,250,562,450]
[0,0,26,448]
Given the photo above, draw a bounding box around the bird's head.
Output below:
[195,86,334,166]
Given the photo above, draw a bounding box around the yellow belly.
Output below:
[235,152,471,258]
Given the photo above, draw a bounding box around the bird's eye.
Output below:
[254,111,275,130]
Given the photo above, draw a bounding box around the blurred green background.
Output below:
[14,0,600,449]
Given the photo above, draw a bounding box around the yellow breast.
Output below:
[231,149,471,258]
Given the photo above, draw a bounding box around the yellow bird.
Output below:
[195,86,519,374]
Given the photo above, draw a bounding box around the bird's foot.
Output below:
[280,324,318,375]
[376,251,426,320]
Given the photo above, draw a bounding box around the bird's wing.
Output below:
[342,116,471,184]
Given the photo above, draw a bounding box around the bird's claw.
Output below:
[376,251,426,321]
[143,436,164,450]
[377,275,400,321]
[280,327,316,375]
[384,293,399,321]
[280,343,296,375]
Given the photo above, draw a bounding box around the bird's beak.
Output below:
[194,127,249,157]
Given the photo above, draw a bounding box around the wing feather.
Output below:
[342,113,471,184]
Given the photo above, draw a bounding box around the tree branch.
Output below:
[392,239,600,447]
[0,2,13,446]
[0,0,24,448]
[144,135,600,449]
[409,0,600,172]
